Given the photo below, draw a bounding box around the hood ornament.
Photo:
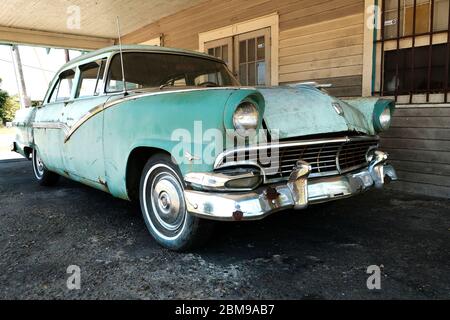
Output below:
[332,102,345,117]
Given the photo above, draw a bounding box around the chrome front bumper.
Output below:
[184,152,397,221]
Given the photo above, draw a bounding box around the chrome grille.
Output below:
[216,137,379,181]
[267,142,342,177]
[339,141,376,171]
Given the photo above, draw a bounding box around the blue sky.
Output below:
[0,45,82,101]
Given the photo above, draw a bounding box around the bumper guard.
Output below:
[184,151,397,221]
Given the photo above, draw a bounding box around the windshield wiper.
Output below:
[197,81,220,87]
[159,83,172,90]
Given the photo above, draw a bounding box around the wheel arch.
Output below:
[23,146,33,159]
[125,146,174,203]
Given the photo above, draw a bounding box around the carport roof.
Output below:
[0,0,208,50]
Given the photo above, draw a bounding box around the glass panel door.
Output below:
[205,37,233,70]
[234,28,271,86]
[204,27,271,86]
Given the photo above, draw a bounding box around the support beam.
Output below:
[10,45,30,108]
[0,26,114,50]
[362,0,377,97]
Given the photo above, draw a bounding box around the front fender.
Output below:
[341,98,395,135]
[127,138,214,176]
[103,88,263,199]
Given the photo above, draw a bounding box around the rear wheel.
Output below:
[32,148,60,186]
[139,154,213,251]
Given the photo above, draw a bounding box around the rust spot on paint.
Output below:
[98,178,109,192]
[264,187,280,201]
[232,210,244,221]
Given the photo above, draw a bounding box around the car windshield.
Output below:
[106,52,239,92]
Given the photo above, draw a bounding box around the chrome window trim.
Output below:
[43,53,112,105]
[75,57,109,99]
[43,47,230,103]
[45,68,77,104]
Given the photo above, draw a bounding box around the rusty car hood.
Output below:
[257,86,371,139]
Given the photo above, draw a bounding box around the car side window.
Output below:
[48,69,76,103]
[76,59,106,98]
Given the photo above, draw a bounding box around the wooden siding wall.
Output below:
[123,0,365,96]
[123,0,450,198]
[380,106,450,198]
[279,13,364,96]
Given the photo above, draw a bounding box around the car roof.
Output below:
[58,45,224,73]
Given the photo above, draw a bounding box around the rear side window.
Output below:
[48,69,76,103]
[76,59,106,98]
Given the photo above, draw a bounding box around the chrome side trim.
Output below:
[33,122,70,135]
[63,87,252,143]
[107,87,250,103]
[12,121,28,127]
[64,103,105,143]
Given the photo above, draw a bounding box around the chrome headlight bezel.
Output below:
[373,101,394,133]
[378,107,392,131]
[233,102,259,136]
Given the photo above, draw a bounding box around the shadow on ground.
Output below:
[0,159,449,299]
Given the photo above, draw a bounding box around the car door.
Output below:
[60,58,110,188]
[33,68,76,175]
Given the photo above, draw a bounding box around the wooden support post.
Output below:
[10,45,30,108]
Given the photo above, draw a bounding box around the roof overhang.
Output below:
[0,26,114,50]
[0,0,208,50]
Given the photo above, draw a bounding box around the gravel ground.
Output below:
[0,159,449,300]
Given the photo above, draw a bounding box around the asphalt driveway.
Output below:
[0,158,449,299]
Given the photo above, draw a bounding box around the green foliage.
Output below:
[32,100,42,108]
[1,96,20,123]
[0,89,8,124]
[0,90,7,110]
[0,79,20,124]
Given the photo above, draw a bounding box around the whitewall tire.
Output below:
[139,154,213,251]
[32,148,60,186]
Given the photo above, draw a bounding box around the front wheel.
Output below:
[32,148,60,186]
[139,154,213,251]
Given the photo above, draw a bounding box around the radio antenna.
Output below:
[116,16,128,96]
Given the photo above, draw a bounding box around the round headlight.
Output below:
[233,102,259,136]
[379,107,392,131]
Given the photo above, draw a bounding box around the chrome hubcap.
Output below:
[35,152,45,177]
[150,172,185,232]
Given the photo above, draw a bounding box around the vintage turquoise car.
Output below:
[12,45,397,251]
